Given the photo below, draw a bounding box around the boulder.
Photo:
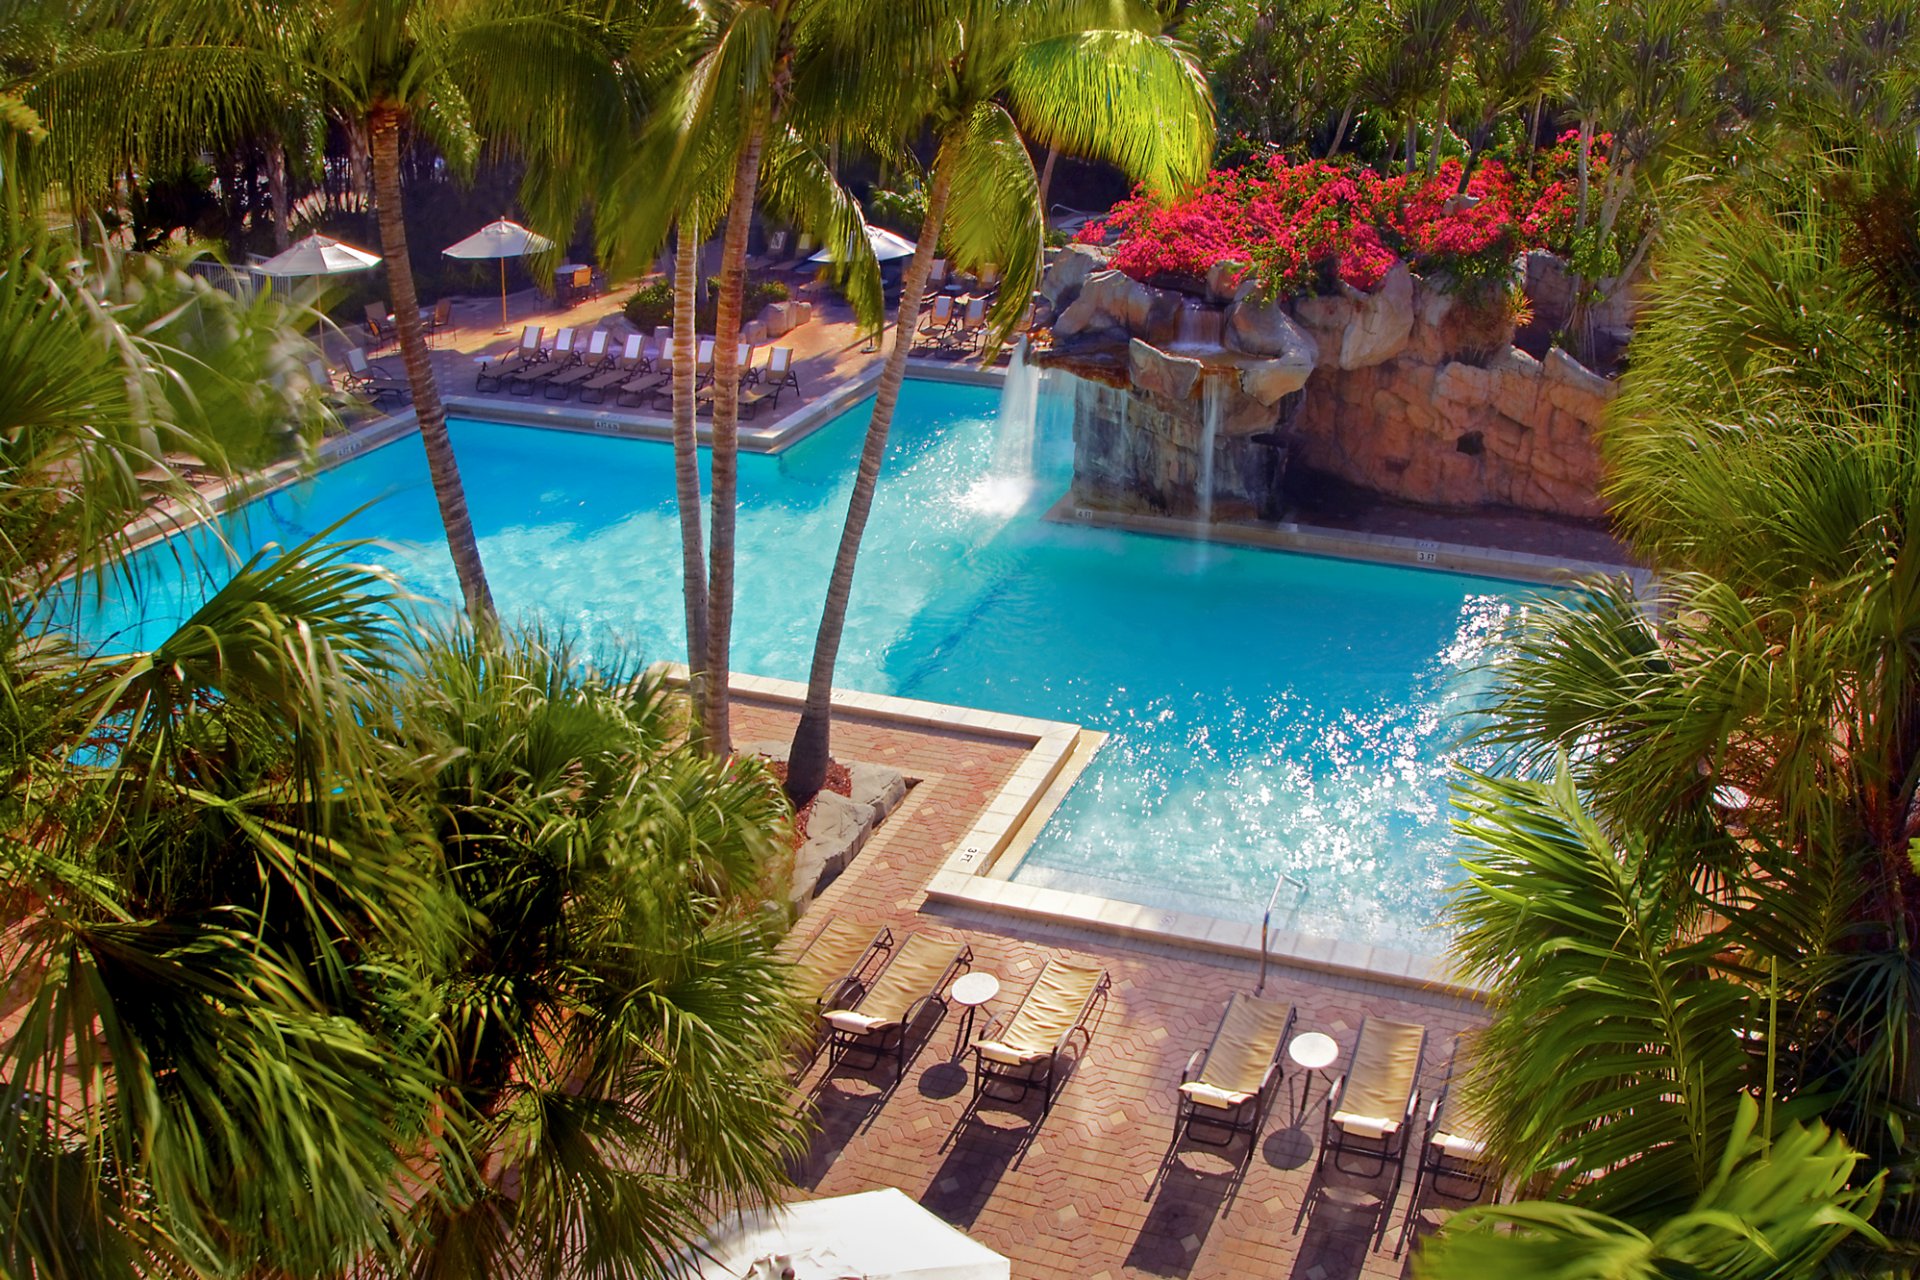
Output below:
[1054,269,1138,337]
[1543,346,1617,420]
[1294,262,1414,369]
[791,790,875,904]
[1225,294,1320,364]
[1040,243,1111,311]
[1129,338,1203,403]
[847,762,907,825]
[1240,356,1313,407]
[1206,259,1251,304]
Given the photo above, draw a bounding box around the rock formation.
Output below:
[1035,244,1619,523]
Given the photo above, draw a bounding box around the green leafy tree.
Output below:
[782,0,1213,802]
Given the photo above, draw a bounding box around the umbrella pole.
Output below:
[497,258,510,334]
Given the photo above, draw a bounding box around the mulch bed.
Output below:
[764,759,853,847]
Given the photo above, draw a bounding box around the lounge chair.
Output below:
[1176,994,1296,1148]
[1314,1017,1426,1196]
[790,916,893,1013]
[507,326,576,395]
[762,346,799,403]
[927,257,949,291]
[969,957,1109,1115]
[1408,1038,1495,1205]
[822,932,971,1081]
[643,324,672,367]
[475,326,544,392]
[618,367,669,407]
[696,342,758,411]
[306,358,334,393]
[580,334,646,404]
[544,329,612,399]
[657,334,713,383]
[344,347,410,406]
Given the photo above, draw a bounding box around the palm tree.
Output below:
[780,2,1214,803]
[601,5,884,753]
[376,627,808,1278]
[0,155,455,1271]
[18,0,642,626]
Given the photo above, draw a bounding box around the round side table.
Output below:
[1288,1030,1340,1120]
[949,971,1000,1057]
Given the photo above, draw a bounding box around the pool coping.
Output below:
[656,664,1479,999]
[1044,495,1642,588]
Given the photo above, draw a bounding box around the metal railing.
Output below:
[1254,869,1310,994]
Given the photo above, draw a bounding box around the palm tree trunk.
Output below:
[671,220,711,744]
[267,135,291,251]
[1327,101,1354,159]
[1036,145,1059,217]
[367,106,496,627]
[1575,115,1594,232]
[702,112,769,757]
[784,150,956,804]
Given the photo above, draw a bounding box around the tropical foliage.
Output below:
[1419,140,1920,1272]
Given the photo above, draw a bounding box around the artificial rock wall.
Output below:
[1037,246,1617,523]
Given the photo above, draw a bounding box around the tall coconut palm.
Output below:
[600,6,884,753]
[17,0,644,626]
[377,627,808,1279]
[780,2,1214,803]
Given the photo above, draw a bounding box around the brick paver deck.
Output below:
[735,697,1487,1280]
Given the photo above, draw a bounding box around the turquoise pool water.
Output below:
[57,379,1534,953]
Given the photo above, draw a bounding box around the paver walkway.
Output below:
[733,697,1488,1280]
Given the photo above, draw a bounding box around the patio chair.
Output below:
[1176,994,1296,1148]
[344,347,410,406]
[1407,1038,1496,1205]
[969,958,1110,1115]
[927,257,949,291]
[617,367,668,407]
[1314,1017,1426,1198]
[917,295,955,347]
[543,329,612,399]
[950,296,986,350]
[790,916,893,1013]
[657,335,714,383]
[420,296,455,341]
[475,326,544,392]
[580,334,646,404]
[507,326,576,395]
[822,932,971,1081]
[363,301,393,351]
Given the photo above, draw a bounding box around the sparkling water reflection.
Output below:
[52,380,1539,953]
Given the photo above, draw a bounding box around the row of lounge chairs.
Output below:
[915,294,988,352]
[308,348,410,408]
[474,325,801,415]
[791,915,1495,1242]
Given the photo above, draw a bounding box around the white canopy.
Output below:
[809,223,917,264]
[694,1188,1010,1280]
[255,234,382,277]
[442,218,555,260]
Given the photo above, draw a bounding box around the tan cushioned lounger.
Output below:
[791,917,877,1006]
[1431,1090,1489,1160]
[824,933,963,1034]
[1331,1017,1425,1138]
[977,959,1105,1066]
[1179,993,1293,1109]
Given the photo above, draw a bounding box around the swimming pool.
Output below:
[59,379,1534,954]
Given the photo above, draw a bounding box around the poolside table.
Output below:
[949,970,1000,1057]
[1288,1030,1339,1120]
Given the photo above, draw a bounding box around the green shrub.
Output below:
[624,277,789,333]
[623,280,674,331]
[866,185,926,239]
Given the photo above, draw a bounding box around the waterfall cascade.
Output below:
[1196,373,1228,525]
[1172,300,1224,352]
[992,337,1040,484]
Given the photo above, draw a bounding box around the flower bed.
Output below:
[1078,146,1608,301]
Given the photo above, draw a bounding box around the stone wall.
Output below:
[1037,246,1618,523]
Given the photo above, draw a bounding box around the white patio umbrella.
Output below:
[442,217,556,332]
[808,222,916,264]
[692,1188,1010,1280]
[255,233,384,277]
